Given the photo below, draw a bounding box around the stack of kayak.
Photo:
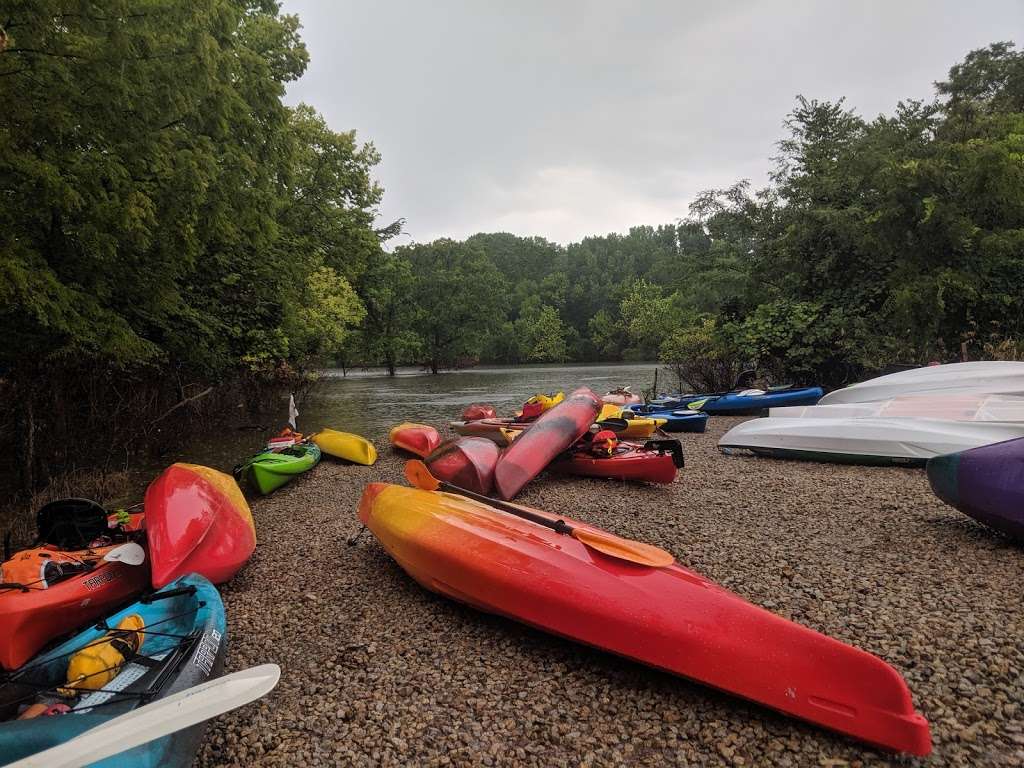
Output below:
[431,387,686,497]
[0,460,270,766]
[644,384,824,415]
[720,365,1024,466]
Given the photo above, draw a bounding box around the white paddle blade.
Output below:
[10,664,281,768]
[102,542,146,566]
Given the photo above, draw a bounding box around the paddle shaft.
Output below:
[436,480,573,536]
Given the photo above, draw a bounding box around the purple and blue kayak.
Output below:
[927,436,1024,542]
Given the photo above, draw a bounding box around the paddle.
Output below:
[404,460,674,568]
[9,664,281,768]
[102,542,146,566]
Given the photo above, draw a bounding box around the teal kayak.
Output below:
[236,442,321,494]
[0,574,226,767]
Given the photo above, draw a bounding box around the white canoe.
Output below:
[819,362,1024,405]
[772,393,1024,422]
[718,416,1024,465]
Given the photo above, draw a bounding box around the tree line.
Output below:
[358,42,1024,391]
[1,4,1020,490]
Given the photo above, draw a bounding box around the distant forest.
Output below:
[378,42,1024,389]
[1,1,1021,488]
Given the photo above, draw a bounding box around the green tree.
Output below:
[403,240,507,373]
[515,300,568,362]
[356,252,422,376]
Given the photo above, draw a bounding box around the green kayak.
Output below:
[236,443,321,495]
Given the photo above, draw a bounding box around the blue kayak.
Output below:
[0,574,226,767]
[626,405,708,432]
[696,386,824,414]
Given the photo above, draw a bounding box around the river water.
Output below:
[160,362,669,473]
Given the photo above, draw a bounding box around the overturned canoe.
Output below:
[820,361,1024,405]
[494,387,602,499]
[927,437,1024,542]
[357,484,931,755]
[389,423,442,458]
[773,393,1024,422]
[145,463,257,589]
[312,429,377,465]
[425,437,501,495]
[462,403,497,421]
[719,416,1024,466]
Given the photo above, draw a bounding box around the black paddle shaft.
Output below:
[437,480,573,536]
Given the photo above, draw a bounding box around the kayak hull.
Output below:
[312,429,377,465]
[550,441,680,484]
[0,545,150,672]
[0,574,226,767]
[358,484,930,755]
[820,361,1024,405]
[494,388,602,499]
[425,437,501,495]
[145,463,257,589]
[389,423,442,458]
[927,437,1024,542]
[462,403,497,421]
[719,417,1024,465]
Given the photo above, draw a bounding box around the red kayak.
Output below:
[389,422,442,458]
[425,437,501,495]
[462,403,497,421]
[551,438,683,484]
[144,463,257,588]
[0,501,149,671]
[358,483,931,755]
[494,387,602,499]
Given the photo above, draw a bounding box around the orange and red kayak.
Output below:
[0,535,149,671]
[551,439,683,484]
[389,423,442,458]
[144,463,257,588]
[358,483,931,755]
[425,437,500,495]
[493,387,602,499]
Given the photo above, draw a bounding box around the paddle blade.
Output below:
[687,399,708,410]
[11,664,281,768]
[405,459,440,491]
[570,528,675,568]
[103,542,146,566]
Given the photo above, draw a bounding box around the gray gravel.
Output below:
[197,416,1024,767]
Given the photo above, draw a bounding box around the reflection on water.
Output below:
[157,362,667,474]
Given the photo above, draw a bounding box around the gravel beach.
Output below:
[196,416,1024,767]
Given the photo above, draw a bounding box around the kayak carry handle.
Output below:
[141,585,198,604]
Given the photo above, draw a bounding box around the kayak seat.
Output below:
[35,498,108,549]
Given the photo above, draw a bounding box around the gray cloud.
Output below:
[283,0,1022,244]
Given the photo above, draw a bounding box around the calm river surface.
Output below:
[160,362,670,473]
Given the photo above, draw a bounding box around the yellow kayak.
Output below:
[597,404,666,439]
[312,429,378,465]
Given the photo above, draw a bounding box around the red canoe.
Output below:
[425,437,501,495]
[551,439,683,484]
[358,483,931,755]
[494,387,602,499]
[144,463,257,589]
[389,423,443,458]
[462,403,497,421]
[0,508,149,671]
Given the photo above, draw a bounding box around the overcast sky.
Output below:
[282,1,1022,245]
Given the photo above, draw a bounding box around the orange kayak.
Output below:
[389,423,443,458]
[0,513,149,671]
